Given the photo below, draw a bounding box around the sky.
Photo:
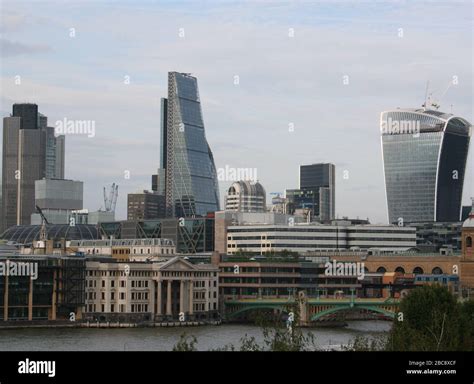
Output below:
[0,0,473,223]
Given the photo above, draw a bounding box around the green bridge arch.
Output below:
[226,305,292,319]
[310,305,396,321]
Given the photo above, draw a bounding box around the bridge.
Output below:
[223,295,400,325]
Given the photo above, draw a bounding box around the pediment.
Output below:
[159,256,197,271]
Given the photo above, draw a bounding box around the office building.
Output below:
[30,179,83,225]
[214,211,306,253]
[98,216,216,254]
[1,105,47,231]
[127,191,166,221]
[286,187,331,222]
[161,72,220,217]
[225,180,266,213]
[286,163,335,222]
[0,255,85,321]
[381,108,471,223]
[35,178,83,210]
[225,223,416,254]
[44,126,65,179]
[1,105,66,232]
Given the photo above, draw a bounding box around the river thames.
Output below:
[0,320,391,351]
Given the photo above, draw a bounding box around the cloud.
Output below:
[0,38,53,57]
[0,1,472,222]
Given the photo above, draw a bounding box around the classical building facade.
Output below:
[70,238,176,260]
[84,257,219,322]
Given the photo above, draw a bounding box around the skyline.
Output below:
[1,1,473,223]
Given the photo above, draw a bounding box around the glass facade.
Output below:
[164,72,220,217]
[381,110,471,224]
[298,163,335,220]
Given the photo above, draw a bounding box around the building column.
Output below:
[166,280,172,316]
[205,279,209,312]
[179,280,185,314]
[157,281,162,316]
[3,274,8,321]
[28,277,33,321]
[188,281,193,315]
[150,280,156,316]
[51,270,57,320]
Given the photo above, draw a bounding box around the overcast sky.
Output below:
[1,0,473,223]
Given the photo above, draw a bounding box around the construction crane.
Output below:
[35,205,50,225]
[103,183,119,212]
[422,79,455,110]
[36,205,49,241]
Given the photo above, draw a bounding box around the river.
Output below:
[0,320,391,351]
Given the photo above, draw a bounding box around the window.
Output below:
[467,236,473,248]
[413,267,424,274]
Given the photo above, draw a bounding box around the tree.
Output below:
[387,285,464,351]
[172,333,198,351]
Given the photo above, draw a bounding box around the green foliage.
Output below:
[387,285,472,351]
[172,333,198,351]
[342,334,387,351]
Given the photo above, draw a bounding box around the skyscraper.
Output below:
[161,72,220,217]
[44,125,65,179]
[287,163,335,221]
[381,108,471,224]
[1,104,47,231]
[1,104,65,232]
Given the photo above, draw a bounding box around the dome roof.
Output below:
[227,180,266,197]
[463,199,474,228]
[0,224,99,244]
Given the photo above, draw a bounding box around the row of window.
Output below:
[86,301,218,314]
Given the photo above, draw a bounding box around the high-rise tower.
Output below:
[161,72,220,217]
[1,104,46,231]
[381,108,471,224]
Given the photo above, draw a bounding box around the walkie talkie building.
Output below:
[162,72,220,217]
[381,108,471,224]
